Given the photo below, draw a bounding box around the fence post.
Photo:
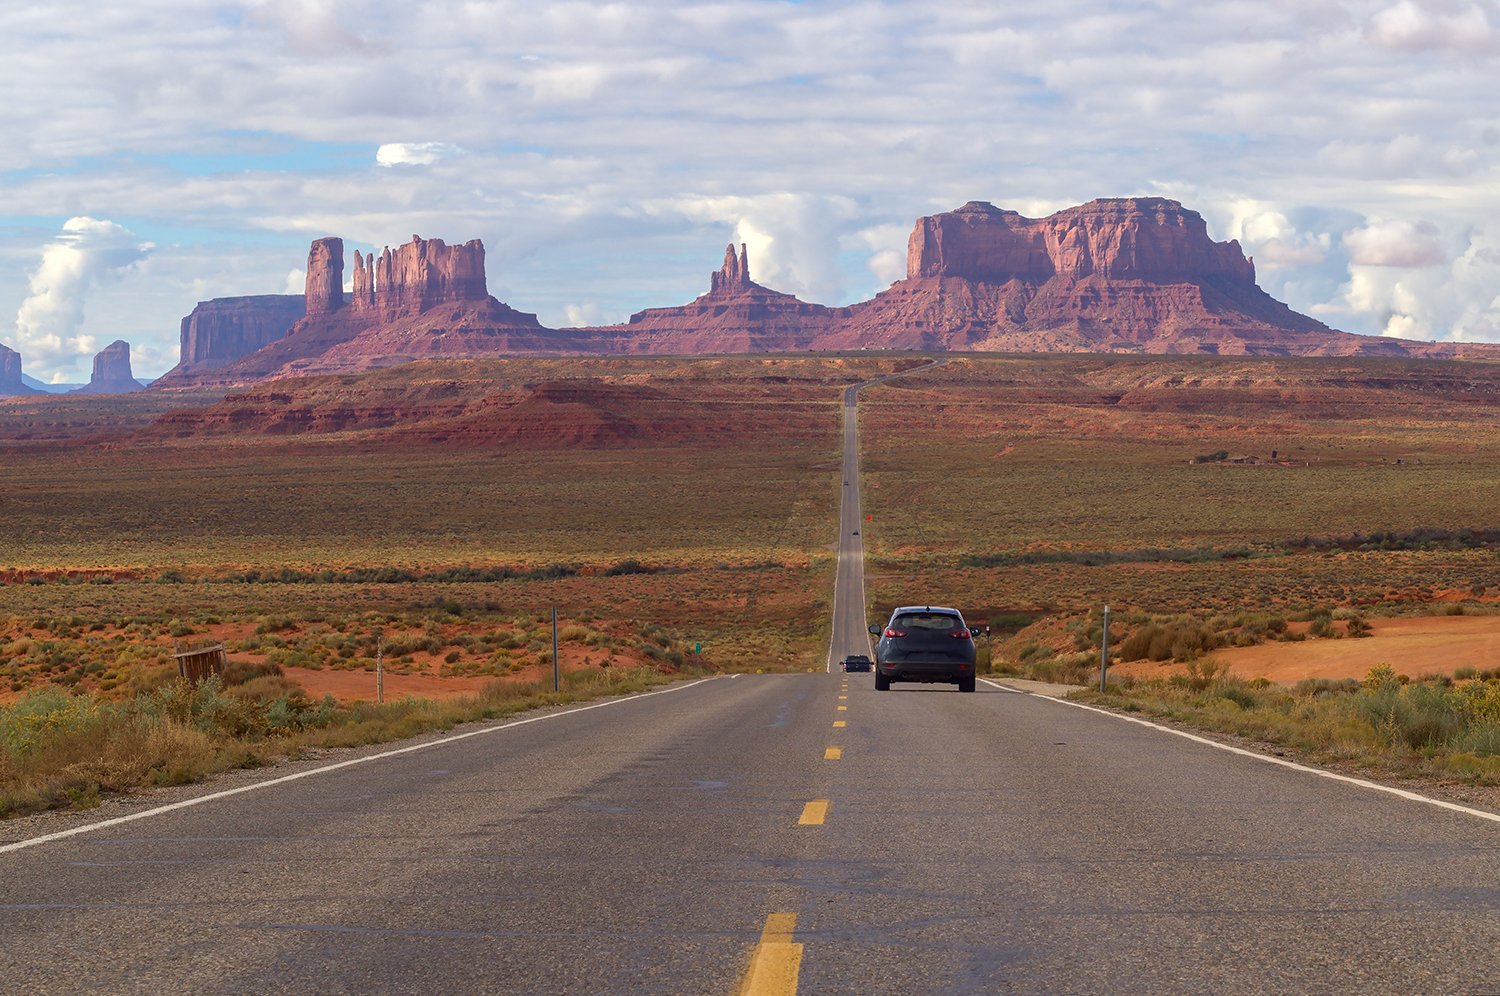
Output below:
[1099,605,1111,692]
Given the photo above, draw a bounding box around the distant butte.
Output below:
[72,340,144,395]
[146,198,1500,389]
[1,342,42,396]
[583,242,843,354]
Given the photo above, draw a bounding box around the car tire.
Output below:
[958,675,976,693]
[874,671,890,691]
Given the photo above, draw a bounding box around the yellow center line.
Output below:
[837,705,847,711]
[798,799,829,825]
[833,720,846,728]
[738,912,803,996]
[838,695,848,700]
[824,747,842,760]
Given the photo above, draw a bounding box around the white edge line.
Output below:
[0,676,720,857]
[978,677,1500,826]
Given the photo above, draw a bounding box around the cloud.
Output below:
[1343,219,1448,267]
[376,142,462,167]
[5,0,1500,348]
[1365,1,1497,54]
[248,0,369,54]
[563,302,604,327]
[1334,228,1500,340]
[12,217,152,380]
[675,193,860,304]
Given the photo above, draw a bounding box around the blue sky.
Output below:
[3,0,1499,380]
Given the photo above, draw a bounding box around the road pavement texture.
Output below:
[4,367,1500,993]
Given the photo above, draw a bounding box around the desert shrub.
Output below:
[1214,680,1269,710]
[1172,657,1230,692]
[975,645,992,675]
[1357,680,1464,750]
[1308,617,1333,638]
[1120,619,1221,662]
[1293,677,1359,698]
[1028,652,1094,685]
[1345,614,1372,638]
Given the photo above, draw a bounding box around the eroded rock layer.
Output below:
[817,198,1363,354]
[153,295,306,387]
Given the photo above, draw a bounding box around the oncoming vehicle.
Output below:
[868,606,977,693]
[841,654,872,672]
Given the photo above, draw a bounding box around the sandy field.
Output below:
[1116,614,1500,684]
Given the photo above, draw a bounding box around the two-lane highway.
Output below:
[4,361,1500,992]
[828,361,943,671]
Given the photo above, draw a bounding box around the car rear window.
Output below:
[893,612,962,631]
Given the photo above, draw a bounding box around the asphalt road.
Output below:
[4,364,1500,993]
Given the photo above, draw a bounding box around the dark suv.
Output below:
[868,606,977,692]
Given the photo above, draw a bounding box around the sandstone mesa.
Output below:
[9,197,1499,394]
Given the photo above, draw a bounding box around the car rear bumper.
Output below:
[879,661,972,683]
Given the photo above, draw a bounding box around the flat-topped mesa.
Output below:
[907,198,1256,285]
[350,235,488,318]
[709,243,753,294]
[73,339,143,394]
[1,342,39,396]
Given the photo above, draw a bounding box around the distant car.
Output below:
[852,530,859,535]
[841,654,872,672]
[869,605,977,693]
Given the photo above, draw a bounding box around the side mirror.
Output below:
[868,624,881,636]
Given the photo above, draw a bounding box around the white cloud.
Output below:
[3,0,1500,348]
[1334,228,1500,340]
[675,193,859,304]
[563,302,603,327]
[376,142,462,167]
[12,217,152,380]
[1365,1,1497,55]
[1343,219,1448,267]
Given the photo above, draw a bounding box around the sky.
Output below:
[2,0,1499,382]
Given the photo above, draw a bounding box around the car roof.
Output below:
[891,605,962,616]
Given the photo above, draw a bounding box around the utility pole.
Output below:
[377,637,384,704]
[552,608,560,692]
[1099,605,1111,692]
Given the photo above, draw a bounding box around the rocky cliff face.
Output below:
[152,295,306,387]
[72,340,144,394]
[820,197,1364,354]
[1,343,41,396]
[150,202,1500,390]
[304,237,344,315]
[161,234,550,386]
[906,198,1255,284]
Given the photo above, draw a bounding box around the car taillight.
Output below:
[950,629,972,638]
[883,628,906,638]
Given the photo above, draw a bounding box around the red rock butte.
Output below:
[72,340,144,394]
[144,198,1500,389]
[1,342,41,396]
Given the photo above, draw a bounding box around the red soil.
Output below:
[1114,615,1500,684]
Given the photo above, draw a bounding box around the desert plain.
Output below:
[3,350,1498,693]
[3,351,1500,812]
